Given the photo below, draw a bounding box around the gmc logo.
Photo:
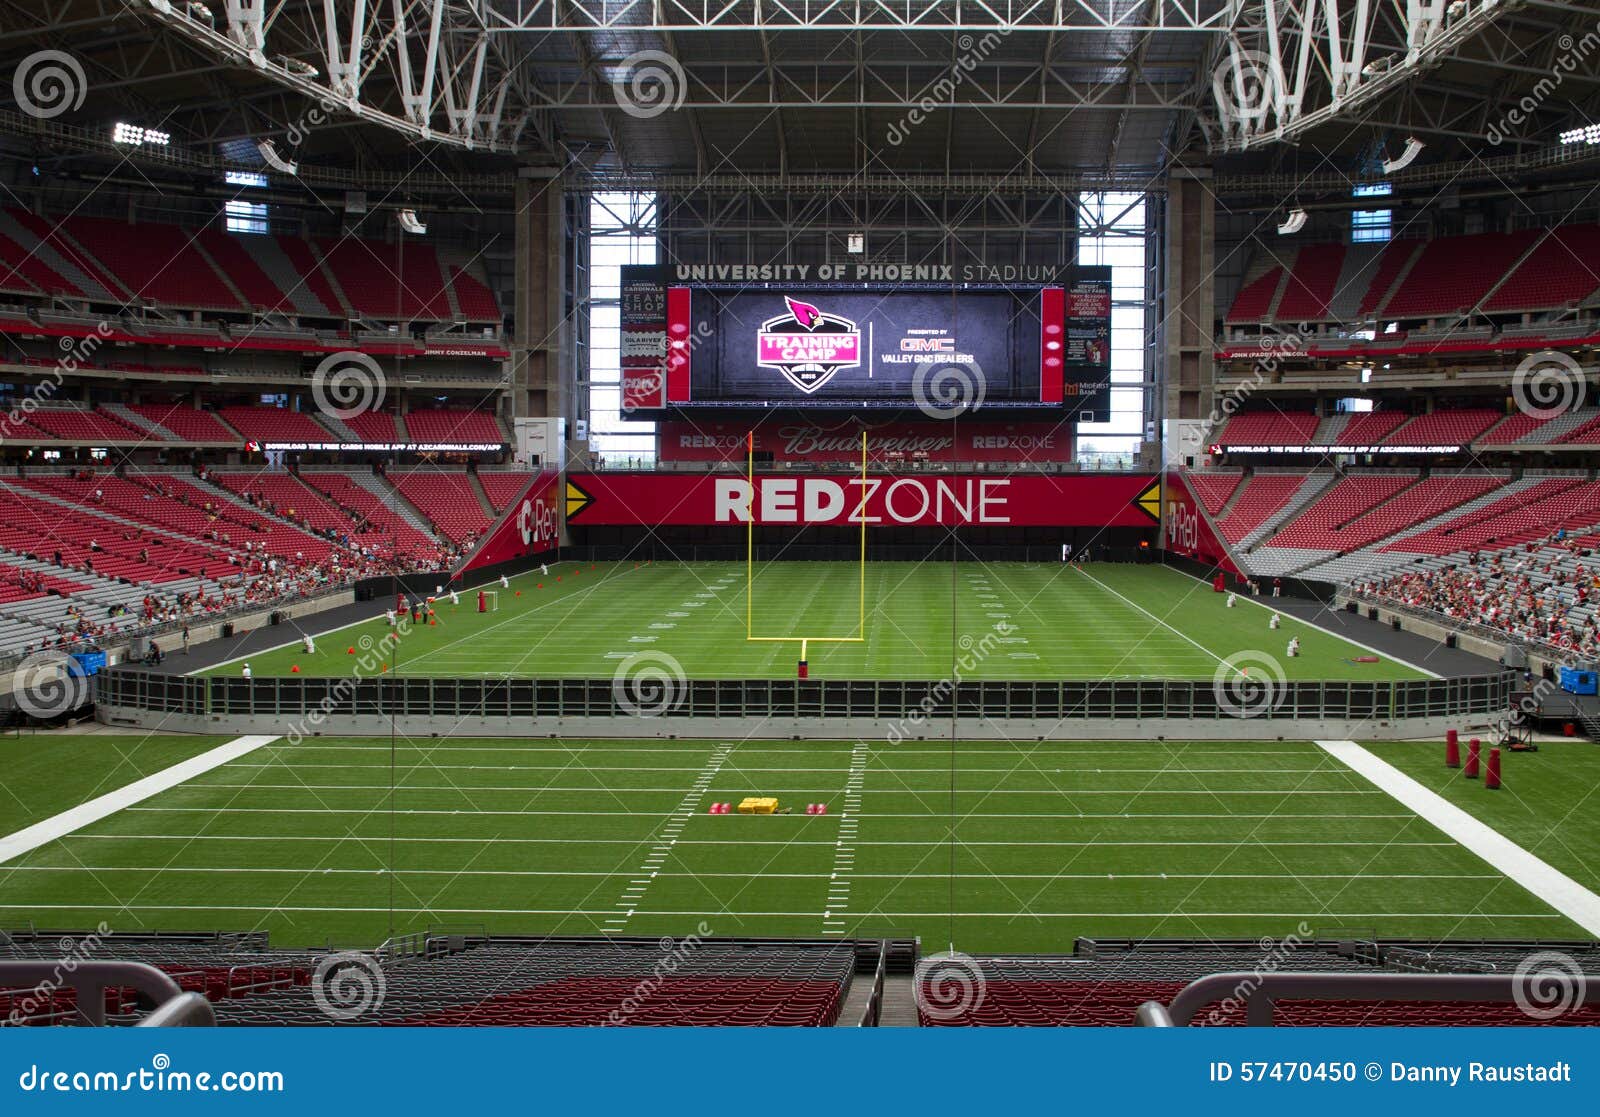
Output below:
[899,337,955,352]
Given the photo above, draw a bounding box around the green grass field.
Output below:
[3,562,1582,955]
[2,734,1591,951]
[205,561,1426,681]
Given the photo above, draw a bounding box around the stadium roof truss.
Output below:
[5,1,1592,177]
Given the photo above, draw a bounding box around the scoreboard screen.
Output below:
[621,268,1111,420]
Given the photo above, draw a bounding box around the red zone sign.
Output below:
[456,471,562,574]
[561,472,1162,528]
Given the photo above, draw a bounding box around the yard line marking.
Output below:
[122,807,1417,820]
[822,741,870,935]
[0,866,1503,881]
[177,783,1383,796]
[0,735,280,867]
[0,904,1557,919]
[1316,739,1600,936]
[605,743,732,926]
[57,834,1462,848]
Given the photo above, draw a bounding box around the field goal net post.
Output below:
[746,430,867,676]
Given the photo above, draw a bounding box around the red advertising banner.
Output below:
[455,471,561,574]
[1040,286,1064,404]
[657,419,1074,465]
[563,471,1161,529]
[1161,469,1240,575]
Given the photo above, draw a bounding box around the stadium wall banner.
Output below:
[1161,469,1241,575]
[256,441,506,453]
[455,470,562,574]
[620,263,668,410]
[657,419,1074,464]
[563,471,1161,528]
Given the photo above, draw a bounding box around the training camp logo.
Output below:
[756,296,862,395]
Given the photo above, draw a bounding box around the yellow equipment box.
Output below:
[737,797,778,815]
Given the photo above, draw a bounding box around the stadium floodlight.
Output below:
[256,140,298,175]
[398,209,428,235]
[846,233,865,254]
[1277,209,1308,236]
[112,122,170,147]
[1382,136,1425,174]
[186,1,214,21]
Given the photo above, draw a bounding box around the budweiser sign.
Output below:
[658,419,1072,464]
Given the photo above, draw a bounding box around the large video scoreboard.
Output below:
[621,266,1110,420]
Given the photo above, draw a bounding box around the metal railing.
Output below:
[96,668,1517,724]
[0,960,215,1027]
[1135,971,1595,1027]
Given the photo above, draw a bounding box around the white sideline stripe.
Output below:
[0,735,280,867]
[1316,740,1600,936]
[1170,568,1439,678]
[198,564,585,673]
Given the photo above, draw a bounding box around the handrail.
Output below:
[0,960,216,1027]
[853,942,888,1027]
[136,993,217,1028]
[1136,971,1595,1027]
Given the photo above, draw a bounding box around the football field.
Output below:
[206,561,1426,682]
[3,734,1595,952]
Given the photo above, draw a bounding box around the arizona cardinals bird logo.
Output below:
[756,297,862,394]
[785,296,823,330]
